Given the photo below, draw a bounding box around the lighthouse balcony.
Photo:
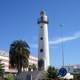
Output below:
[37,16,48,24]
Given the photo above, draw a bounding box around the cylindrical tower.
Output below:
[37,10,49,71]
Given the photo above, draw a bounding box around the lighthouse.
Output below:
[37,10,49,71]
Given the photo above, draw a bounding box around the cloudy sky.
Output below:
[0,0,80,67]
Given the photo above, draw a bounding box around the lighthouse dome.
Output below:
[40,10,46,16]
[38,10,48,24]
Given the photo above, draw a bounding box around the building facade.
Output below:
[0,50,38,73]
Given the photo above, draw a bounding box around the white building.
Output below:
[64,64,80,74]
[0,50,38,73]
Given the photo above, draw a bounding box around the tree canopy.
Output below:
[46,66,58,79]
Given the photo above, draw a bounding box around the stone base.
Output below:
[15,70,45,80]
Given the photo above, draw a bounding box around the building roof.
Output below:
[0,49,38,60]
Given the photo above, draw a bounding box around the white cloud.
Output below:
[49,32,80,45]
[31,32,80,48]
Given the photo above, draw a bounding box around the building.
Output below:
[64,64,80,74]
[37,10,50,71]
[64,64,80,79]
[0,50,38,73]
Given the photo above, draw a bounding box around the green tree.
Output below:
[31,64,37,71]
[46,66,58,79]
[28,65,32,71]
[9,40,30,73]
[28,64,37,71]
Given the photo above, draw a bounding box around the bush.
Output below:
[46,66,58,79]
[5,74,14,80]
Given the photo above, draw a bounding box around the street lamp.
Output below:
[60,24,64,67]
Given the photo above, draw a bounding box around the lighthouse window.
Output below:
[41,26,43,28]
[40,37,43,40]
[40,49,43,52]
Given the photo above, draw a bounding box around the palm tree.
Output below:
[9,40,30,73]
[0,60,4,78]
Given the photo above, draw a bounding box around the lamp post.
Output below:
[60,24,64,67]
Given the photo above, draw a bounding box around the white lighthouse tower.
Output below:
[37,10,49,71]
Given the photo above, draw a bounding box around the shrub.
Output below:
[5,74,14,80]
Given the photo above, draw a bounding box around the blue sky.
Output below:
[0,0,80,67]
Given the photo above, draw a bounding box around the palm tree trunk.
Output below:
[17,52,21,74]
[18,48,22,74]
[18,65,21,74]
